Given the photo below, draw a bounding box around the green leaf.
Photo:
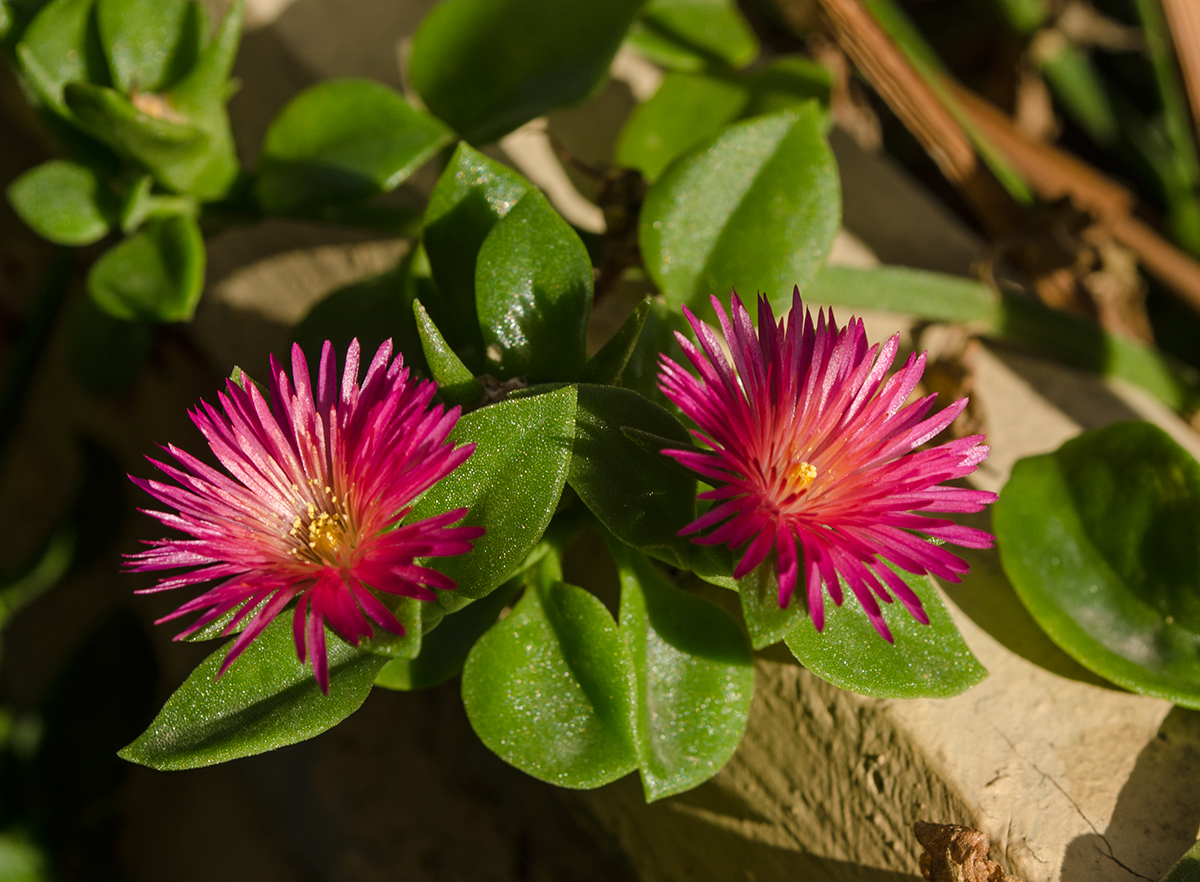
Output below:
[462,577,638,788]
[151,0,241,201]
[784,565,987,698]
[475,189,593,380]
[619,295,690,408]
[375,574,522,690]
[994,422,1200,708]
[624,0,758,72]
[639,105,840,314]
[255,78,451,215]
[119,616,386,770]
[60,80,235,198]
[740,56,833,118]
[423,142,530,367]
[1160,840,1200,882]
[568,385,696,568]
[580,296,651,384]
[414,299,483,409]
[15,0,107,116]
[407,384,577,613]
[616,71,749,183]
[409,0,645,143]
[7,159,118,245]
[611,541,753,801]
[87,214,204,322]
[363,595,422,660]
[117,174,197,234]
[96,0,197,94]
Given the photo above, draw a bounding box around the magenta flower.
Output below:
[129,339,484,692]
[658,290,996,640]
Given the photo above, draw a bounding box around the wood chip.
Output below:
[914,822,1023,882]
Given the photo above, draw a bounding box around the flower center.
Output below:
[286,487,355,565]
[786,460,817,494]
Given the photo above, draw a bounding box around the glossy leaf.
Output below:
[255,79,451,215]
[375,574,522,690]
[625,0,758,72]
[87,214,204,322]
[475,189,592,380]
[15,0,107,116]
[784,564,987,698]
[568,384,696,568]
[639,106,840,314]
[118,174,197,234]
[994,422,1200,708]
[423,142,529,365]
[155,0,241,201]
[407,384,577,612]
[619,296,690,408]
[580,297,651,385]
[611,542,753,801]
[61,81,234,198]
[7,159,118,245]
[120,616,386,770]
[414,298,482,409]
[462,577,638,788]
[409,0,644,143]
[363,595,422,660]
[96,0,199,94]
[1160,840,1200,882]
[616,72,748,182]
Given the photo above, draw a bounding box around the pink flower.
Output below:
[658,290,996,640]
[129,339,484,692]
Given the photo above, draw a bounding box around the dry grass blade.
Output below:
[950,81,1200,314]
[1161,0,1200,147]
[791,0,1094,317]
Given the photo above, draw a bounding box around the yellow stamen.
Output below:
[787,460,817,492]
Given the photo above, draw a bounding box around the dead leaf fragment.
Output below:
[914,821,1023,882]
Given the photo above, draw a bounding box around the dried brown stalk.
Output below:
[1161,0,1200,147]
[793,0,1093,316]
[949,81,1200,314]
[913,822,1023,882]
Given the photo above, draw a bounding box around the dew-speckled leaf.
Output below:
[363,595,422,660]
[569,384,696,568]
[611,542,753,801]
[15,0,107,116]
[119,616,386,770]
[255,79,451,215]
[624,0,758,72]
[423,143,529,367]
[475,189,592,380]
[87,214,204,322]
[7,159,118,245]
[409,0,644,143]
[580,297,651,385]
[784,565,986,698]
[407,385,577,612]
[1160,839,1200,882]
[462,578,637,788]
[616,71,748,182]
[994,422,1200,708]
[414,298,482,409]
[375,575,522,691]
[639,106,840,314]
[96,0,199,94]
